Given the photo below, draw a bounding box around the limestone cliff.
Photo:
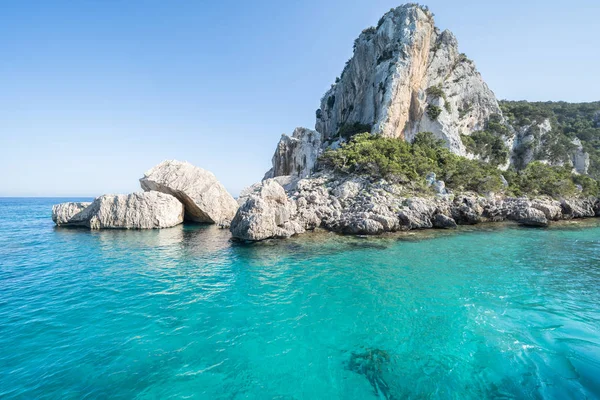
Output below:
[267,4,502,179]
[315,4,501,155]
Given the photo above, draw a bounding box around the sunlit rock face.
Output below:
[140,160,239,225]
[314,4,501,156]
[52,192,184,229]
[264,128,323,180]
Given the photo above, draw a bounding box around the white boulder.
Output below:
[140,160,238,224]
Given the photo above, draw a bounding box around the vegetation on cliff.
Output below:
[500,101,600,176]
[320,132,599,197]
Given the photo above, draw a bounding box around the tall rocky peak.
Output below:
[265,4,504,181]
[315,4,501,155]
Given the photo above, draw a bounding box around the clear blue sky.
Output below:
[1,0,599,197]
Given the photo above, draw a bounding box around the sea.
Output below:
[1,197,599,399]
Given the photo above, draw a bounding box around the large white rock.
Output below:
[230,180,304,241]
[52,192,184,229]
[314,5,501,156]
[85,192,184,229]
[52,202,92,226]
[140,160,238,224]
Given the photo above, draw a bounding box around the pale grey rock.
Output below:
[432,214,457,229]
[231,174,600,241]
[230,180,305,241]
[451,195,483,225]
[511,120,590,173]
[314,5,501,156]
[531,198,563,221]
[513,207,549,227]
[511,119,552,169]
[52,202,92,226]
[86,192,184,229]
[140,160,238,224]
[571,138,590,175]
[52,192,184,229]
[561,198,595,219]
[265,128,323,179]
[332,180,363,201]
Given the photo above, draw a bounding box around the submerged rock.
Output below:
[348,349,392,399]
[140,160,238,224]
[52,192,184,229]
[52,202,92,226]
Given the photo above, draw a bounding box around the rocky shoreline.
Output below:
[52,159,600,242]
[51,4,600,241]
[229,173,600,241]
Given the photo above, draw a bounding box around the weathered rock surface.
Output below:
[229,173,600,241]
[140,160,238,224]
[52,192,184,229]
[85,192,184,229]
[314,5,500,156]
[264,128,323,179]
[230,180,305,241]
[52,202,92,226]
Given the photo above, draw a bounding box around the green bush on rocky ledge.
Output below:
[319,132,600,197]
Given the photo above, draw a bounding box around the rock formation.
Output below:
[52,202,92,226]
[230,172,600,241]
[53,161,235,230]
[140,160,238,224]
[52,192,184,229]
[229,180,305,241]
[315,5,500,155]
[267,4,502,180]
[264,128,323,179]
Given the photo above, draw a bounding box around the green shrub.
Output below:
[337,122,372,139]
[320,132,506,193]
[426,86,451,113]
[427,105,442,120]
[461,131,509,167]
[319,133,598,198]
[327,95,335,109]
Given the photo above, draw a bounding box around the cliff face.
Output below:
[265,5,597,181]
[315,5,501,155]
[264,128,323,179]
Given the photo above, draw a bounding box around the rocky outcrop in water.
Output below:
[230,180,305,241]
[52,192,184,229]
[230,173,600,241]
[53,161,236,230]
[52,202,92,226]
[140,160,238,224]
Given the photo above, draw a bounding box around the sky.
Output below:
[1,0,599,197]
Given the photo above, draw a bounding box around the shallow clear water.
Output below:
[1,198,600,399]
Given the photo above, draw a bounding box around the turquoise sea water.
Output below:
[1,198,600,399]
